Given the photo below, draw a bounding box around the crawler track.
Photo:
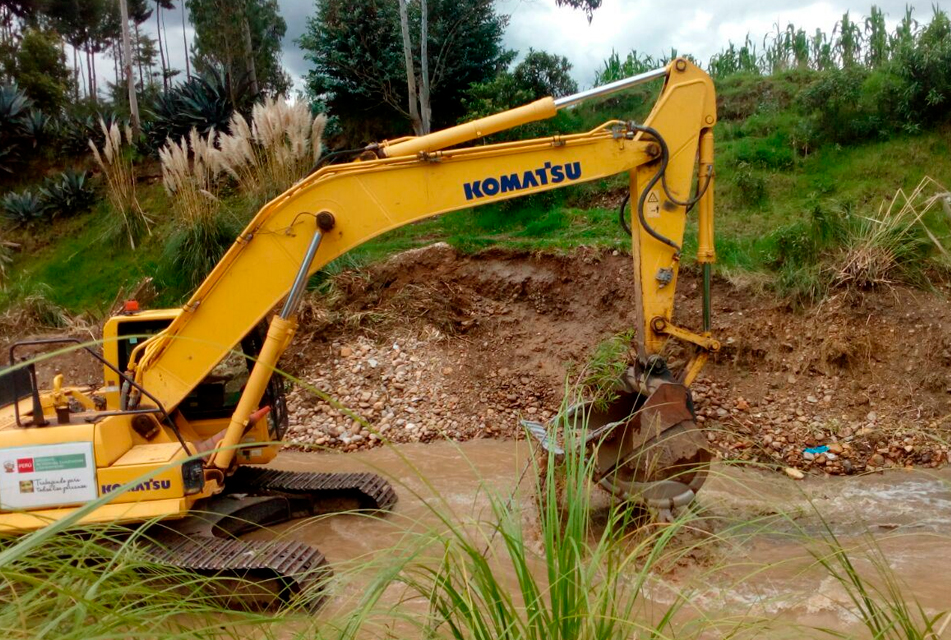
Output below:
[140,468,397,609]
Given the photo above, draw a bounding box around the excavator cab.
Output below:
[101,310,289,454]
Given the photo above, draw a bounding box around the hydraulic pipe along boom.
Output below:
[380,65,668,159]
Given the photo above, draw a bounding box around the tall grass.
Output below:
[88,120,151,249]
[834,176,951,289]
[762,176,950,302]
[571,329,636,411]
[159,128,239,290]
[159,128,226,230]
[805,514,947,639]
[0,526,292,639]
[218,98,327,204]
[312,403,698,640]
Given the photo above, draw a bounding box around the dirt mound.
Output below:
[286,244,951,475]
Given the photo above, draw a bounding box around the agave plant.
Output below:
[57,111,125,158]
[21,110,49,147]
[1,189,46,227]
[0,84,33,173]
[39,169,95,219]
[0,83,32,127]
[145,69,258,153]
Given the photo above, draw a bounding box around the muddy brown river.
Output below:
[263,440,951,637]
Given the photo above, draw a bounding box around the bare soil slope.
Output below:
[286,244,951,475]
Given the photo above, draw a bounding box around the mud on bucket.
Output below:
[523,382,710,518]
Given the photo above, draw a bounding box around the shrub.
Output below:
[39,169,96,219]
[732,162,768,206]
[88,120,151,249]
[58,112,110,157]
[1,189,45,227]
[729,131,796,169]
[20,109,49,147]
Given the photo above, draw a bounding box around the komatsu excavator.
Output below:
[0,58,718,602]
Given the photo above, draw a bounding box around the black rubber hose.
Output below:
[627,125,680,252]
[619,124,714,252]
[307,146,372,176]
[618,164,713,237]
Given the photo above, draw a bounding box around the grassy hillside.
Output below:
[2,74,950,317]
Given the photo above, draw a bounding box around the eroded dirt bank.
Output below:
[285,243,951,475]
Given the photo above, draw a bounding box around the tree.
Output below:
[512,49,576,99]
[300,0,511,143]
[119,0,140,134]
[5,27,72,112]
[185,0,289,100]
[128,0,154,90]
[463,49,576,119]
[154,0,174,91]
[555,0,600,22]
[46,0,120,101]
[397,0,422,134]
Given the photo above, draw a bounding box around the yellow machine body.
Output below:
[0,59,718,532]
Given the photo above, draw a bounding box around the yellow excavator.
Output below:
[0,58,718,601]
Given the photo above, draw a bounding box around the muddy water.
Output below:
[268,440,951,636]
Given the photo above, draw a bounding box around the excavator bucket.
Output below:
[524,382,709,520]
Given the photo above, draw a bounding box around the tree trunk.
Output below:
[397,0,422,135]
[156,1,168,91]
[182,0,191,79]
[72,45,80,101]
[114,41,120,93]
[242,16,258,95]
[419,0,431,134]
[133,20,144,89]
[120,0,140,135]
[86,49,96,103]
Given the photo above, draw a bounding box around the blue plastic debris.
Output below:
[803,445,829,455]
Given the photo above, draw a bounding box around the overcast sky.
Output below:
[103,0,923,97]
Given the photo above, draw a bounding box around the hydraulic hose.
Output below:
[618,124,713,254]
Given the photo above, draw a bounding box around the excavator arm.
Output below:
[130,58,717,474]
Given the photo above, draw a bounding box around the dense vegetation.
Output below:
[0,3,948,317]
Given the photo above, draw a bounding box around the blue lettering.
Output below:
[464,181,483,200]
[100,479,171,494]
[463,162,582,200]
[500,173,521,193]
[534,164,549,185]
